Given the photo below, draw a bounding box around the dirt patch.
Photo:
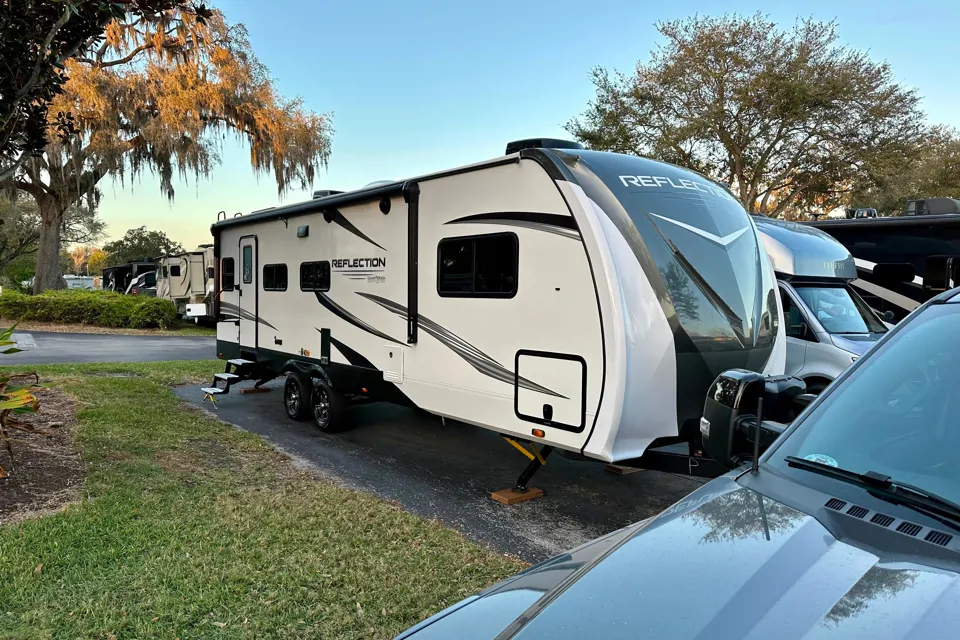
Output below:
[0,387,84,526]
[0,318,213,336]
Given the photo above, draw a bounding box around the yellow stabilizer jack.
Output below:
[503,436,547,465]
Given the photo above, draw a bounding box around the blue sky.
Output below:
[97,0,960,247]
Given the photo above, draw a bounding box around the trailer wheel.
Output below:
[283,374,311,421]
[311,378,346,432]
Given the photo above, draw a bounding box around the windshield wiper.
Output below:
[785,456,960,534]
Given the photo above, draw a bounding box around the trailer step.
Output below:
[227,358,255,366]
[215,372,240,381]
[201,387,227,395]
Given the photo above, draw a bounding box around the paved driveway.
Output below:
[176,380,705,563]
[4,331,215,365]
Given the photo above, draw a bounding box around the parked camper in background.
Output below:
[755,216,889,394]
[200,138,787,490]
[125,270,156,296]
[102,259,155,293]
[807,198,960,322]
[157,244,215,321]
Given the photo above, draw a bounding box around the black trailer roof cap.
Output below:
[505,138,584,155]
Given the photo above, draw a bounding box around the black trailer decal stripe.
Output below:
[445,211,582,240]
[315,292,403,344]
[326,334,377,370]
[330,209,386,251]
[219,301,277,330]
[356,292,566,399]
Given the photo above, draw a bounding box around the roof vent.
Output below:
[505,138,584,155]
[312,189,344,199]
[362,180,394,189]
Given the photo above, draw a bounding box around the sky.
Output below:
[96,0,960,248]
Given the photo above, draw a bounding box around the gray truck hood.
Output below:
[402,478,960,639]
[829,332,884,356]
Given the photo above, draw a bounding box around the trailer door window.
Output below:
[263,263,288,291]
[300,261,331,292]
[438,233,518,298]
[221,257,235,291]
[170,265,181,277]
[242,245,253,284]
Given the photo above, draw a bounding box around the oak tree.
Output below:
[0,0,209,181]
[0,191,104,272]
[852,125,960,214]
[3,5,333,292]
[86,247,108,274]
[103,226,183,264]
[567,13,926,217]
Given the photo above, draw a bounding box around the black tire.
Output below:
[283,374,311,421]
[311,378,346,432]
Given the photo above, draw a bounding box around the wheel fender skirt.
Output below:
[282,359,330,385]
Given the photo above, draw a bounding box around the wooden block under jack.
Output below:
[604,464,641,475]
[240,387,271,394]
[490,487,545,505]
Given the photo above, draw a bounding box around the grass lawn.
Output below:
[0,361,526,639]
[1,318,217,337]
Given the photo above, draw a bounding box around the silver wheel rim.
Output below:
[285,379,300,415]
[314,388,330,426]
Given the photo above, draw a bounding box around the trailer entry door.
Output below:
[239,236,257,349]
[515,350,587,432]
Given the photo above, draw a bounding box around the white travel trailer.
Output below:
[156,245,215,320]
[202,139,786,489]
[755,216,889,393]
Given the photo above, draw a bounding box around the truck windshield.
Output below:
[794,285,887,334]
[768,302,960,504]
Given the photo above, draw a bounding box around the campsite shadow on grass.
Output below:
[175,380,704,563]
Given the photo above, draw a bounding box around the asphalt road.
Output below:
[176,379,705,563]
[5,331,215,365]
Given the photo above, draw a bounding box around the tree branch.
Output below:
[97,43,156,68]
[0,150,32,184]
[11,4,73,107]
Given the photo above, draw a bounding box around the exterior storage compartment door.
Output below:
[515,350,587,432]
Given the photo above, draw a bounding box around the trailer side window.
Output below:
[438,233,518,298]
[263,263,288,291]
[300,261,331,292]
[170,265,181,277]
[161,266,168,278]
[221,257,235,291]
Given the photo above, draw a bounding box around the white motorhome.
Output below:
[202,139,786,487]
[755,216,889,393]
[156,245,215,321]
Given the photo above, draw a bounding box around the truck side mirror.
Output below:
[700,369,806,470]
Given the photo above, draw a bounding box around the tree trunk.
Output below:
[33,198,67,293]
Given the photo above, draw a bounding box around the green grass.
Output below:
[0,361,525,639]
